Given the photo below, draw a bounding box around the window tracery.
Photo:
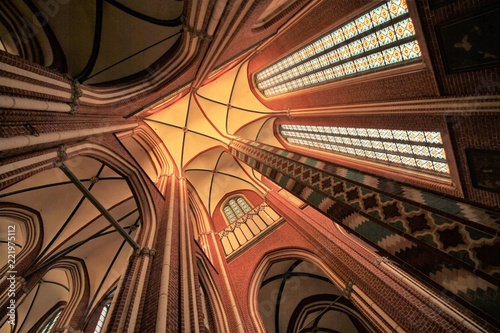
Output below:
[94,303,111,333]
[280,124,450,176]
[39,309,62,333]
[255,0,421,97]
[223,197,252,223]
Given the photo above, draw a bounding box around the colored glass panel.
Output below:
[279,124,449,176]
[255,0,422,97]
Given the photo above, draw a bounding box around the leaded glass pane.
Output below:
[408,131,426,142]
[347,128,358,135]
[430,147,446,159]
[393,130,408,140]
[322,35,335,49]
[279,124,450,176]
[255,1,422,97]
[388,154,402,163]
[324,68,335,80]
[400,40,421,60]
[383,142,398,151]
[379,129,393,139]
[367,129,380,138]
[343,21,359,40]
[332,29,345,44]
[376,26,398,46]
[388,0,409,19]
[355,13,374,33]
[368,52,385,69]
[224,197,253,224]
[372,141,384,150]
[394,18,415,40]
[416,159,434,170]
[365,151,376,159]
[332,65,344,77]
[361,33,380,52]
[94,303,110,333]
[376,152,388,161]
[434,162,449,173]
[382,45,403,64]
[425,131,442,143]
[397,143,412,153]
[327,50,340,64]
[41,310,62,333]
[356,148,366,156]
[370,3,391,26]
[349,40,365,56]
[401,156,416,166]
[361,140,372,148]
[337,45,351,60]
[412,145,430,156]
[237,197,252,212]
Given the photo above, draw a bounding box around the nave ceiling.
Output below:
[1,1,315,331]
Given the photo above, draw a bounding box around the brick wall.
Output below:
[212,189,265,231]
[447,113,500,208]
[416,0,500,96]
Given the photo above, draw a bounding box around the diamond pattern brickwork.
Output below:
[230,139,500,322]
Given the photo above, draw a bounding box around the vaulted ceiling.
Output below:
[0,1,322,331]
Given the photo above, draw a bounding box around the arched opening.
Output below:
[0,143,158,332]
[250,250,377,333]
[215,192,282,257]
[196,257,230,333]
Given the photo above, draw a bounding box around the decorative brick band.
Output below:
[230,138,500,324]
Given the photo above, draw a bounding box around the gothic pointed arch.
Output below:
[196,256,231,333]
[0,203,43,278]
[248,249,377,333]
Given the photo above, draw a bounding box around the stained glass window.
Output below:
[280,124,450,176]
[39,309,62,333]
[94,303,111,333]
[255,0,421,97]
[223,197,252,223]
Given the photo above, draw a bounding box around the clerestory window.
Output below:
[279,124,450,176]
[39,309,62,333]
[94,303,111,333]
[255,0,422,97]
[223,197,252,223]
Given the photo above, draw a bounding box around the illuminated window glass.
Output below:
[39,309,62,333]
[223,197,252,223]
[255,0,421,97]
[94,303,111,333]
[280,124,450,176]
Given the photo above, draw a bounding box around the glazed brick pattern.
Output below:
[230,138,500,326]
[274,114,464,197]
[275,112,500,209]
[227,205,480,333]
[416,0,500,96]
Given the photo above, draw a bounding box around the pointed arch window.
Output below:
[279,124,450,176]
[220,196,282,256]
[39,309,62,333]
[255,0,422,97]
[223,197,252,223]
[94,303,111,333]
